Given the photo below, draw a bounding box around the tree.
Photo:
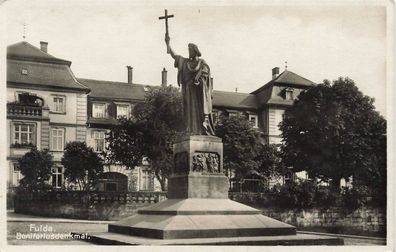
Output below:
[215,114,263,180]
[62,141,104,191]
[216,115,284,188]
[18,148,53,191]
[106,86,183,191]
[280,77,386,192]
[255,144,286,182]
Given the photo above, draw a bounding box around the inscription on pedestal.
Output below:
[192,152,220,173]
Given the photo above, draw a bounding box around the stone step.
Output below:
[83,232,344,245]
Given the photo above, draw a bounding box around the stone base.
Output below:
[85,232,344,245]
[107,198,296,240]
[167,174,229,198]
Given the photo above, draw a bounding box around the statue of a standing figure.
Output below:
[165,35,215,135]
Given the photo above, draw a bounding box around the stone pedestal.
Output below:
[86,135,343,245]
[168,135,228,199]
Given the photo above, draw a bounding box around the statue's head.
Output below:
[188,43,201,58]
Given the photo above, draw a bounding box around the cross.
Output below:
[159,9,174,53]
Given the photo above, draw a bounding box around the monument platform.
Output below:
[83,135,343,245]
[108,198,296,239]
[85,232,344,245]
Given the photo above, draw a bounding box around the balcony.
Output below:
[7,103,49,119]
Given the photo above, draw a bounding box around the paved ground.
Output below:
[6,211,386,246]
[7,211,109,245]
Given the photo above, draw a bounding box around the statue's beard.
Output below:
[189,53,197,60]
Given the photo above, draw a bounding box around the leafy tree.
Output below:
[215,114,263,180]
[62,141,104,191]
[18,148,53,191]
[256,144,286,181]
[280,77,386,192]
[106,86,183,191]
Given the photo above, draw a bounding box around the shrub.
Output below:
[314,186,340,209]
[18,148,53,192]
[341,186,369,210]
[272,180,315,209]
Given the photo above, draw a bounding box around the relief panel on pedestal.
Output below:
[192,152,220,174]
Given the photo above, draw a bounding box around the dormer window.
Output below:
[285,90,293,100]
[248,114,258,128]
[282,88,294,100]
[21,69,28,75]
[93,103,106,118]
[117,105,129,119]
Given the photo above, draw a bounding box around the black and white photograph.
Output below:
[0,0,393,250]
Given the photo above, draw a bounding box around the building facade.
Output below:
[6,41,317,194]
[78,70,163,192]
[6,41,89,190]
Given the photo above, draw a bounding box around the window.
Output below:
[15,92,44,106]
[13,123,35,145]
[51,167,63,188]
[229,112,238,118]
[283,88,294,100]
[117,105,129,119]
[93,131,105,152]
[142,157,149,166]
[285,90,293,100]
[284,173,291,184]
[93,103,106,118]
[52,96,65,113]
[249,114,258,128]
[212,110,219,124]
[141,170,151,191]
[51,128,64,151]
[12,163,22,186]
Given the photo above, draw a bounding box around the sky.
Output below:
[2,0,389,116]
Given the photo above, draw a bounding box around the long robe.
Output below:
[174,55,215,135]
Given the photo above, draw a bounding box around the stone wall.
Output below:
[14,191,167,221]
[229,192,386,236]
[261,207,386,235]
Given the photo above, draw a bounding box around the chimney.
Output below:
[272,67,280,79]
[40,41,48,53]
[127,66,133,84]
[161,68,167,87]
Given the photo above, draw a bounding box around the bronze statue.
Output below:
[160,10,215,135]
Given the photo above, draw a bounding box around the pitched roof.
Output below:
[78,78,259,109]
[7,60,90,92]
[251,70,315,95]
[212,91,258,110]
[7,41,72,66]
[77,78,152,101]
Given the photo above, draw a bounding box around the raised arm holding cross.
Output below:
[158,9,174,54]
